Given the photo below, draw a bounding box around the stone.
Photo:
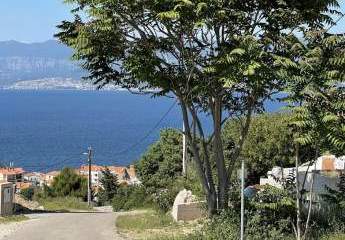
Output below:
[171,189,204,222]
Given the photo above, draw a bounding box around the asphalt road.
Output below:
[6,211,123,240]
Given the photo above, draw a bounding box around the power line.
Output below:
[109,100,178,157]
[17,100,177,172]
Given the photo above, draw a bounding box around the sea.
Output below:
[0,90,284,172]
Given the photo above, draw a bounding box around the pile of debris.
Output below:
[14,194,44,213]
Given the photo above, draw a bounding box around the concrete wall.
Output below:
[172,202,204,221]
[0,182,14,216]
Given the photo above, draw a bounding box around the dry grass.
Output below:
[116,210,199,240]
[0,215,29,224]
[37,197,92,212]
[321,233,345,240]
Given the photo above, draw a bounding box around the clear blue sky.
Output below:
[0,0,72,43]
[0,0,344,43]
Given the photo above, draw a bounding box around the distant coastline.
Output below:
[0,78,121,91]
[0,78,161,93]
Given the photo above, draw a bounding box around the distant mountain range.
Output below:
[0,40,85,87]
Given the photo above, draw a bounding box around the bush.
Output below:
[51,168,88,199]
[246,185,295,239]
[184,210,240,240]
[34,184,55,199]
[20,187,35,201]
[112,185,152,212]
[152,188,178,213]
[112,194,128,212]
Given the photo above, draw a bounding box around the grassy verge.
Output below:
[36,197,92,212]
[321,233,345,240]
[0,215,29,224]
[116,210,199,240]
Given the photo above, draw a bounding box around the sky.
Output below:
[0,0,344,43]
[0,0,73,43]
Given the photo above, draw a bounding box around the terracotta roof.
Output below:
[79,165,105,172]
[46,171,60,177]
[24,172,45,177]
[107,166,127,175]
[77,165,137,179]
[0,167,25,175]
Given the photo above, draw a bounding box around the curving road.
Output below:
[5,211,123,240]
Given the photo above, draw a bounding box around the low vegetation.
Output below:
[116,210,198,240]
[0,215,29,224]
[36,197,91,212]
[321,233,345,240]
[31,168,90,212]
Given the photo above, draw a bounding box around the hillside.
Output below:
[0,40,84,86]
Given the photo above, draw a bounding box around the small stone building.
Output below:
[0,182,14,216]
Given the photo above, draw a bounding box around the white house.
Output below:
[78,164,141,188]
[260,154,345,197]
[24,172,46,187]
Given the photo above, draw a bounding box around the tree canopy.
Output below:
[57,0,343,214]
[98,167,119,205]
[51,168,87,198]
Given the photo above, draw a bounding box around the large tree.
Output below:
[56,0,341,214]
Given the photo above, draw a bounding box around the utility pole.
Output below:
[240,158,245,240]
[87,146,92,207]
[182,122,187,176]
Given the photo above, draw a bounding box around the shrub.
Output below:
[246,185,295,238]
[34,184,55,199]
[97,168,119,206]
[51,168,87,199]
[20,187,35,201]
[112,194,127,212]
[186,209,240,240]
[112,185,152,212]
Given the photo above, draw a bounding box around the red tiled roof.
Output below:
[24,172,45,177]
[0,167,25,175]
[77,165,137,179]
[79,165,105,172]
[45,171,60,177]
[107,166,127,175]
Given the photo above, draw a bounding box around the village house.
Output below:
[24,172,46,187]
[260,154,345,199]
[0,167,27,193]
[44,171,60,186]
[79,165,104,186]
[0,167,25,183]
[78,164,140,187]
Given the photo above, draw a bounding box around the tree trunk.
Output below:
[179,97,217,215]
[303,147,318,240]
[295,143,302,240]
[213,97,228,210]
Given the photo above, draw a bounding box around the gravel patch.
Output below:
[0,221,26,240]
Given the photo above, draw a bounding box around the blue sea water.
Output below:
[0,90,284,172]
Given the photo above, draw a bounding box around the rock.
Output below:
[171,189,204,222]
